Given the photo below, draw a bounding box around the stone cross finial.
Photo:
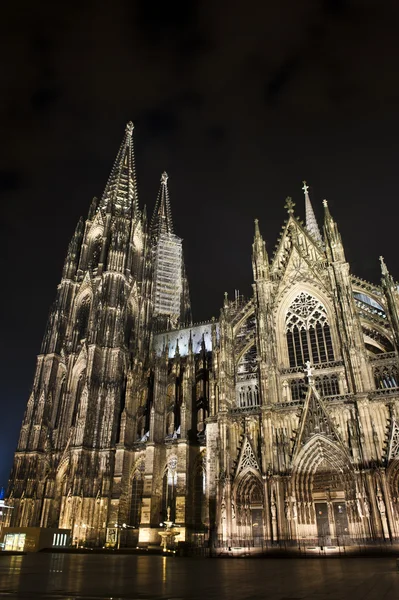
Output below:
[161,171,169,185]
[302,181,309,195]
[284,196,295,215]
[304,360,313,379]
[125,121,134,134]
[322,199,328,208]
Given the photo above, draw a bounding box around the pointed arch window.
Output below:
[72,374,85,426]
[54,377,66,428]
[129,476,144,528]
[162,467,177,522]
[76,297,91,341]
[193,456,206,526]
[286,293,334,368]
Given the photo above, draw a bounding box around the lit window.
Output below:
[286,293,334,367]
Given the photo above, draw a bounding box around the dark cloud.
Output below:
[323,0,349,17]
[136,0,200,35]
[207,126,227,143]
[265,56,303,104]
[31,85,61,111]
[139,108,181,137]
[0,170,24,192]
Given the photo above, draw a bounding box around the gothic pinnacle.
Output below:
[150,171,174,241]
[125,121,134,135]
[302,181,322,243]
[99,121,138,215]
[380,255,389,277]
[284,196,295,215]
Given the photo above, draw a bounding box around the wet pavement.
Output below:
[0,553,398,600]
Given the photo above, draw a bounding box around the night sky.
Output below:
[2,0,399,487]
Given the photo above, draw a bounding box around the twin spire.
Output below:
[97,122,175,240]
[99,121,139,215]
[150,171,174,242]
[100,123,322,250]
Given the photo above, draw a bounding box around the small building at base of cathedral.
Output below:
[5,124,399,551]
[1,527,70,552]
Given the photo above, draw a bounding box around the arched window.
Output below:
[162,467,177,522]
[76,298,91,341]
[87,235,102,271]
[193,463,206,526]
[129,476,144,527]
[54,377,66,428]
[373,364,399,389]
[71,374,85,426]
[286,293,334,367]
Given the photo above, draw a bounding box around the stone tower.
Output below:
[6,123,191,546]
[6,128,399,551]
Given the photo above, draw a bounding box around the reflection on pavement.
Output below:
[0,553,398,600]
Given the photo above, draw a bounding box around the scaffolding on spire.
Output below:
[152,232,183,322]
[302,181,322,244]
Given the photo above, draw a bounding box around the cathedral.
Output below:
[5,122,399,550]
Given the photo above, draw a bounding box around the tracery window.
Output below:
[71,374,85,426]
[290,374,340,401]
[236,382,260,407]
[162,466,177,522]
[286,293,334,367]
[129,476,144,527]
[316,374,340,397]
[373,364,399,389]
[76,298,91,341]
[193,462,206,526]
[54,377,66,428]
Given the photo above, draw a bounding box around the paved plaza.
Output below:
[0,553,398,600]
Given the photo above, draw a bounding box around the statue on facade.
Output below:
[363,495,370,519]
[376,487,386,515]
[271,493,277,520]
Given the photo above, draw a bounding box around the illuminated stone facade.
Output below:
[6,123,399,548]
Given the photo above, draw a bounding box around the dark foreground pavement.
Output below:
[0,552,398,600]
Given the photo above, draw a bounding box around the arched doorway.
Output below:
[235,472,264,545]
[293,436,355,545]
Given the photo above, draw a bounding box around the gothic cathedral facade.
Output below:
[6,122,399,548]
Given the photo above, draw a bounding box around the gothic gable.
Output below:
[387,418,399,462]
[87,210,105,239]
[278,245,328,293]
[271,215,325,281]
[292,383,347,461]
[233,436,261,477]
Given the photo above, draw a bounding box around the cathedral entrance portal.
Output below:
[293,437,355,546]
[315,502,330,544]
[333,502,350,539]
[251,508,263,544]
[312,459,350,544]
[235,473,264,546]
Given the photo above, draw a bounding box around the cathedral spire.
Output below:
[252,218,269,281]
[380,255,389,277]
[323,199,345,262]
[380,256,399,352]
[99,121,138,216]
[302,181,322,243]
[150,171,174,242]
